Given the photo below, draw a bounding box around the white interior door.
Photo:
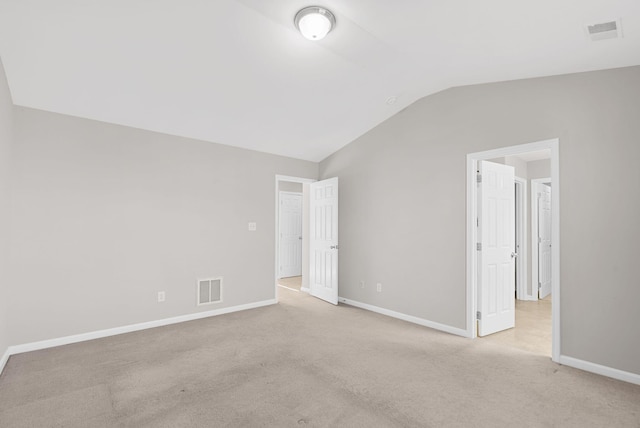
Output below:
[279,192,302,278]
[309,177,338,305]
[478,161,516,336]
[538,184,552,299]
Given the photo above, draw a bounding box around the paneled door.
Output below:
[478,161,516,336]
[279,192,302,278]
[309,177,338,305]
[538,184,552,299]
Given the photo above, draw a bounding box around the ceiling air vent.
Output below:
[586,20,622,41]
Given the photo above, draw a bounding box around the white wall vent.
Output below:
[197,277,223,306]
[586,19,622,41]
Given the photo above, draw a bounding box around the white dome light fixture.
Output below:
[294,6,336,41]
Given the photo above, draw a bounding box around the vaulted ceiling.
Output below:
[0,1,638,161]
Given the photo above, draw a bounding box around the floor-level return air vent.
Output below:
[198,277,223,306]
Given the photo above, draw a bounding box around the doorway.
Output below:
[274,175,340,305]
[275,175,315,298]
[466,139,560,362]
[278,191,303,282]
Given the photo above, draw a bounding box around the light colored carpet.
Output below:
[1,288,639,427]
[278,275,302,291]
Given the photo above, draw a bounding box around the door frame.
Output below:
[278,191,303,280]
[466,139,560,362]
[531,177,552,300]
[275,175,316,301]
[514,176,530,301]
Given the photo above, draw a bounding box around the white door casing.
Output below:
[538,184,552,299]
[309,177,339,305]
[478,161,516,336]
[279,192,302,278]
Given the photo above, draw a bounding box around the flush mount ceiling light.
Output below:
[294,6,336,41]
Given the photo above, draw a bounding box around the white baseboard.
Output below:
[8,299,277,357]
[0,347,10,376]
[338,297,468,337]
[300,287,310,293]
[559,355,640,386]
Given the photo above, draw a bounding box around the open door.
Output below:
[538,184,552,299]
[478,161,516,336]
[309,177,338,305]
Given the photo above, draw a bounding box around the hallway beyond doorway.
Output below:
[482,295,552,355]
[278,276,302,292]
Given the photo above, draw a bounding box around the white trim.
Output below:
[467,139,561,361]
[277,284,300,292]
[514,176,530,301]
[8,299,276,356]
[275,175,316,303]
[279,191,303,196]
[531,178,551,302]
[339,297,468,338]
[300,287,310,293]
[0,347,10,375]
[559,355,640,386]
[275,175,316,184]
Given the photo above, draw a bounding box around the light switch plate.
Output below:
[248,222,257,231]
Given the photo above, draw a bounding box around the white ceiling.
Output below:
[0,1,638,162]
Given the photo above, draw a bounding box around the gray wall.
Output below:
[9,107,317,345]
[319,66,640,375]
[528,159,551,179]
[0,59,12,360]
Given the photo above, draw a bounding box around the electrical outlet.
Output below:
[360,281,365,289]
[157,291,166,302]
[248,222,257,231]
[376,283,382,293]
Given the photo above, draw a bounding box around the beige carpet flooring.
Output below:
[482,294,552,355]
[1,288,639,427]
[278,275,302,291]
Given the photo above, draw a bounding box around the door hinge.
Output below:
[476,311,482,320]
[538,281,542,289]
[476,242,482,251]
[476,173,482,183]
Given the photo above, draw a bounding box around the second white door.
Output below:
[279,192,302,278]
[538,184,552,299]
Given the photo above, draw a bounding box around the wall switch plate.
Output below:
[157,291,165,302]
[248,222,257,231]
[360,281,365,289]
[376,283,382,292]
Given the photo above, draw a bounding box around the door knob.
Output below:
[511,252,518,258]
[330,245,339,250]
